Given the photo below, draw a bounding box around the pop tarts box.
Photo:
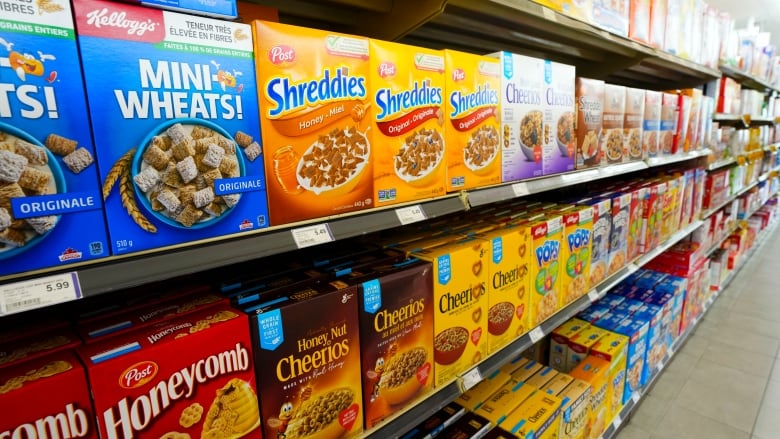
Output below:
[611,317,649,397]
[542,61,576,175]
[0,0,109,275]
[74,0,268,255]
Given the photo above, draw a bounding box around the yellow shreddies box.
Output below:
[477,381,536,425]
[569,356,610,439]
[371,40,446,205]
[529,213,564,325]
[254,21,373,225]
[549,318,590,372]
[557,379,592,439]
[557,206,594,307]
[413,238,488,387]
[457,369,514,410]
[478,225,532,354]
[502,390,563,439]
[444,50,501,191]
[589,332,628,425]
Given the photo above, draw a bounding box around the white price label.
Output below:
[512,182,530,197]
[529,326,544,343]
[614,414,623,428]
[542,7,557,21]
[461,367,483,391]
[632,393,641,404]
[395,205,428,225]
[588,289,600,302]
[291,223,334,249]
[0,272,81,316]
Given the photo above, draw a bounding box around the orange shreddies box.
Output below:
[0,351,97,439]
[529,213,564,326]
[78,306,261,439]
[557,205,593,307]
[413,238,488,388]
[254,21,373,225]
[371,40,447,205]
[444,50,501,192]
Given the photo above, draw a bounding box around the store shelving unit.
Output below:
[700,178,764,220]
[720,64,778,93]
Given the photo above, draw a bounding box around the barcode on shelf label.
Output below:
[588,289,600,302]
[512,182,530,197]
[291,223,334,249]
[0,272,81,316]
[461,367,482,391]
[529,326,544,343]
[395,205,427,225]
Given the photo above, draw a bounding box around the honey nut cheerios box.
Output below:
[0,351,97,439]
[556,205,593,308]
[254,21,372,225]
[371,40,446,205]
[528,212,564,326]
[248,282,364,439]
[412,237,488,388]
[443,50,501,192]
[78,305,261,439]
[74,0,268,255]
[0,0,109,275]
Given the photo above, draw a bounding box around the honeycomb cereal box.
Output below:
[74,0,267,255]
[352,259,434,429]
[543,61,576,175]
[530,213,564,325]
[569,356,610,439]
[371,40,446,205]
[0,0,109,275]
[589,332,628,424]
[79,305,261,439]
[444,50,501,192]
[253,21,371,225]
[575,78,605,170]
[412,238,488,388]
[557,378,592,439]
[558,206,593,307]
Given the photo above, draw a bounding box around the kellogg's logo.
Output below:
[379,62,396,78]
[452,68,466,82]
[76,1,164,41]
[119,361,158,389]
[269,45,295,65]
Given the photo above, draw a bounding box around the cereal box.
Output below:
[567,326,608,372]
[649,0,666,48]
[490,52,545,182]
[606,192,631,275]
[253,21,371,225]
[0,0,109,275]
[477,381,536,425]
[629,0,651,43]
[412,238,488,388]
[569,356,610,439]
[589,332,628,423]
[543,373,574,395]
[353,259,434,429]
[624,87,645,162]
[444,50,501,191]
[626,185,646,261]
[457,369,513,411]
[557,378,592,439]
[558,206,593,307]
[601,84,626,164]
[550,318,590,372]
[439,411,492,438]
[611,317,649,392]
[525,366,559,389]
[575,78,605,169]
[79,306,261,439]
[0,328,80,369]
[74,0,267,255]
[543,61,576,175]
[660,93,678,156]
[502,390,563,439]
[482,426,520,439]
[640,180,665,252]
[664,0,681,55]
[643,91,662,159]
[371,40,446,205]
[0,352,97,439]
[400,402,466,439]
[579,198,611,287]
[249,283,363,439]
[633,305,664,392]
[529,213,564,325]
[592,0,630,37]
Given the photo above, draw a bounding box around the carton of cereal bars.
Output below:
[79,305,261,439]
[0,0,109,275]
[73,0,268,255]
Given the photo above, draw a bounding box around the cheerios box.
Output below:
[542,60,576,176]
[371,40,446,205]
[444,50,501,192]
[254,21,372,225]
[0,351,98,439]
[557,378,592,439]
[78,305,261,439]
[74,0,267,255]
[0,0,109,275]
[556,205,593,307]
[412,237,488,388]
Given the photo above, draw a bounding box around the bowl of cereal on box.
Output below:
[518,110,544,161]
[287,387,357,439]
[556,111,575,157]
[464,125,500,174]
[296,126,370,196]
[394,127,444,186]
[131,119,247,230]
[604,129,624,162]
[487,301,514,335]
[380,347,428,405]
[434,326,468,365]
[0,122,67,259]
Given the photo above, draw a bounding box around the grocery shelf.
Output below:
[645,148,712,168]
[719,64,778,94]
[703,227,737,258]
[717,220,779,293]
[712,114,778,127]
[632,221,703,268]
[706,157,737,171]
[701,178,762,219]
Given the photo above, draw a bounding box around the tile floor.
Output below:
[616,227,780,439]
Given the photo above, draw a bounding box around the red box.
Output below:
[0,329,81,369]
[629,0,651,44]
[0,351,97,439]
[79,306,260,439]
[649,0,666,48]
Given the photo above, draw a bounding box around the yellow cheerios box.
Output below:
[569,356,610,439]
[444,50,501,192]
[477,224,531,355]
[456,369,513,411]
[557,379,592,439]
[529,213,565,326]
[371,40,447,205]
[502,389,563,439]
[413,238,488,388]
[589,332,628,425]
[477,381,536,425]
[556,205,594,307]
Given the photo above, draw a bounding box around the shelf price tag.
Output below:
[541,7,557,21]
[395,205,428,225]
[0,272,81,316]
[588,289,600,303]
[512,182,530,197]
[632,393,641,404]
[461,367,483,391]
[613,414,623,429]
[291,223,334,249]
[529,326,544,343]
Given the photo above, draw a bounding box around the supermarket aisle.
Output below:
[617,226,780,439]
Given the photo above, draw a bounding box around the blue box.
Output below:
[611,317,649,402]
[132,0,238,19]
[600,293,626,310]
[635,270,667,290]
[613,298,645,315]
[633,306,664,384]
[0,1,109,275]
[578,303,613,323]
[594,310,631,331]
[74,0,268,255]
[644,291,675,350]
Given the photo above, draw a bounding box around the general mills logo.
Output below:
[84,8,159,36]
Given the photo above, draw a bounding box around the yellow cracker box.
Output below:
[557,379,592,439]
[550,318,590,372]
[529,213,564,325]
[589,332,628,424]
[477,381,537,426]
[569,356,610,439]
[479,225,531,354]
[502,390,563,439]
[413,238,488,387]
[444,50,501,191]
[558,206,594,307]
[525,367,559,389]
[371,40,446,205]
[254,21,373,225]
[543,373,575,395]
[457,369,514,411]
